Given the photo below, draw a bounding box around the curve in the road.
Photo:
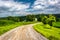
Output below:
[0,24,48,40]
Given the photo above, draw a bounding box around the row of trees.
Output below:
[0,14,56,26]
[26,14,56,26]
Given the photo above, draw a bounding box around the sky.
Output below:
[0,0,60,17]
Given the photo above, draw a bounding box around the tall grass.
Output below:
[53,22,60,28]
[0,20,36,35]
[33,22,60,40]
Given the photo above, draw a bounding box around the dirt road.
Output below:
[0,24,48,40]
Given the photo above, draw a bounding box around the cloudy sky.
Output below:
[0,0,60,17]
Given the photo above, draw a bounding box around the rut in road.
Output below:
[0,24,48,40]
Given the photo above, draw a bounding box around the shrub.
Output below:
[48,36,59,40]
[41,14,56,26]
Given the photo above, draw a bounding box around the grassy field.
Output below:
[0,20,36,35]
[33,22,60,40]
[53,22,60,28]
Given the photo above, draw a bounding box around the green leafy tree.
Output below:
[48,14,56,26]
[42,16,48,24]
[7,16,20,22]
[41,14,56,27]
[26,15,35,21]
[37,14,45,21]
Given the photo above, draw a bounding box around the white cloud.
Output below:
[48,0,58,5]
[0,0,29,12]
[33,0,59,9]
[0,0,60,17]
[33,0,48,10]
[34,0,47,5]
[33,5,45,10]
[32,0,60,13]
[0,0,30,17]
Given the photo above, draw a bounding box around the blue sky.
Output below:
[0,0,60,17]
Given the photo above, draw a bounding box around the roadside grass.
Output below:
[53,22,60,28]
[33,22,60,40]
[0,21,37,35]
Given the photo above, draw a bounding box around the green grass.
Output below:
[0,21,36,35]
[53,22,60,28]
[0,20,15,26]
[33,22,60,40]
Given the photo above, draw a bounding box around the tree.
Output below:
[48,14,56,26]
[7,16,20,22]
[42,16,48,24]
[41,14,56,26]
[26,14,35,21]
[37,14,45,21]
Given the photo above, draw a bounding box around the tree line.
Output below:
[0,14,60,26]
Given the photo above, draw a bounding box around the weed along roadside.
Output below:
[33,22,60,40]
[0,22,37,35]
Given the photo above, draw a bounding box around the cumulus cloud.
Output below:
[48,0,58,5]
[0,0,30,17]
[0,1,29,11]
[33,0,59,8]
[29,0,60,13]
[0,0,60,17]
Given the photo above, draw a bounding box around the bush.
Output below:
[0,20,14,26]
[42,16,48,24]
[26,15,35,21]
[41,14,56,26]
[53,22,60,28]
[48,36,59,40]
